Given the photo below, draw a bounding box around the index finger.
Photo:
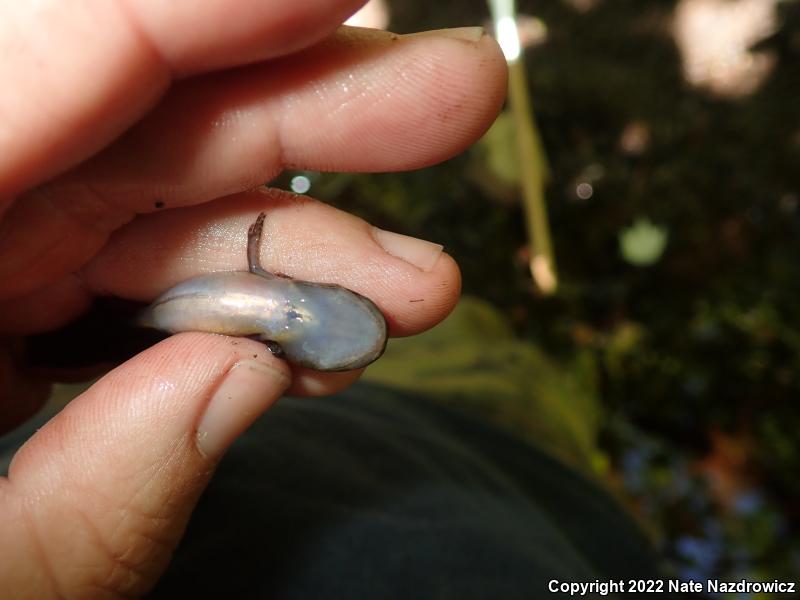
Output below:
[0,0,366,200]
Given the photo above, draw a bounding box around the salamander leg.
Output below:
[247,212,295,279]
[247,212,275,279]
[264,340,286,359]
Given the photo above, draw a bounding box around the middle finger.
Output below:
[1,190,461,339]
[0,27,504,300]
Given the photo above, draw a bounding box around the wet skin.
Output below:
[139,213,388,371]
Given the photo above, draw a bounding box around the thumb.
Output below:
[0,333,289,598]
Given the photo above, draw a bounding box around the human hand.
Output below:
[0,0,506,595]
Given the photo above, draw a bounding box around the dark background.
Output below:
[281,0,800,584]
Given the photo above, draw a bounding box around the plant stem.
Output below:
[507,58,557,294]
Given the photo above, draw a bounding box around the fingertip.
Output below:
[196,357,290,459]
[274,25,509,172]
[3,332,293,596]
[371,227,444,273]
[9,332,290,478]
[287,366,364,396]
[386,250,462,336]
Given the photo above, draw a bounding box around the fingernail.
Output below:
[407,27,485,43]
[196,359,289,459]
[372,227,444,272]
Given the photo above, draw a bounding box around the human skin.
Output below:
[0,0,507,597]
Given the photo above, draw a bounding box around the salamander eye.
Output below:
[286,308,303,322]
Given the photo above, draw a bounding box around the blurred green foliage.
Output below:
[363,297,606,473]
[618,219,669,266]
